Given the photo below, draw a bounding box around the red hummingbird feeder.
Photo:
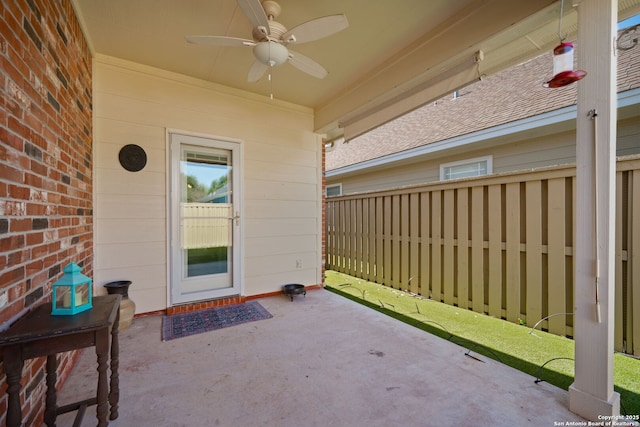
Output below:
[543,41,587,88]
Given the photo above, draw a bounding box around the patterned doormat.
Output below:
[161,301,273,341]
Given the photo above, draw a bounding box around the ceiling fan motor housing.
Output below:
[252,20,286,42]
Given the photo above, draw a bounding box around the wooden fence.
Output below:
[326,156,640,355]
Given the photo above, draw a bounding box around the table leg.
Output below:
[44,354,58,426]
[4,347,24,427]
[95,329,109,427]
[109,307,120,420]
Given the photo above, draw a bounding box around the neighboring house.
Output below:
[326,40,640,195]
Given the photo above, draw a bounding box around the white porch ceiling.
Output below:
[72,0,640,137]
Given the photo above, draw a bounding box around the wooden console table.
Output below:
[0,295,121,427]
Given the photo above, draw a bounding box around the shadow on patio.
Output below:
[57,289,585,427]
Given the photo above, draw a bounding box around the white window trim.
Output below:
[326,183,343,197]
[439,155,493,181]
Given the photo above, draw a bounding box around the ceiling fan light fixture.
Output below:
[253,41,288,67]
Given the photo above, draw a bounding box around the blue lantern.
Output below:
[51,262,93,315]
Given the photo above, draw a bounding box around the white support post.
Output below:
[569,0,620,420]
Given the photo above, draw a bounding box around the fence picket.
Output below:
[375,197,384,283]
[525,180,543,326]
[443,189,455,305]
[471,186,484,313]
[401,194,410,290]
[384,196,393,286]
[547,178,567,335]
[348,199,355,275]
[368,198,376,281]
[505,182,521,323]
[456,188,470,309]
[392,195,401,289]
[362,199,370,280]
[432,191,443,301]
[488,184,502,318]
[337,200,345,274]
[420,193,431,297]
[410,194,421,295]
[356,199,363,276]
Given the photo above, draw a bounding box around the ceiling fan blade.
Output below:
[287,50,328,79]
[186,36,255,47]
[283,15,349,45]
[237,0,270,33]
[248,60,268,82]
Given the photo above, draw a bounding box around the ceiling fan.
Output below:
[186,0,349,83]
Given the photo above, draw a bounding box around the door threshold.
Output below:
[167,295,246,316]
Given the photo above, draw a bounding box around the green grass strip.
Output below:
[324,270,640,416]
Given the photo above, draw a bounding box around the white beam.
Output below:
[569,0,620,420]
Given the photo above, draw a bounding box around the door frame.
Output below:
[166,129,244,307]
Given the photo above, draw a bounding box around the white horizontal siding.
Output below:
[492,132,575,173]
[94,56,321,312]
[245,159,318,184]
[96,195,166,219]
[96,170,166,196]
[244,180,318,202]
[243,235,317,257]
[617,117,640,156]
[94,264,166,293]
[244,218,318,238]
[96,242,166,270]
[244,269,318,296]
[333,156,449,194]
[244,200,319,219]
[96,219,165,244]
[89,261,168,315]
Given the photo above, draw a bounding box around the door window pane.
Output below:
[182,149,232,278]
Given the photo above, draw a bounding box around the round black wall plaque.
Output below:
[118,144,147,172]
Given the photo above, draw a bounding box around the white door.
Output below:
[169,133,241,305]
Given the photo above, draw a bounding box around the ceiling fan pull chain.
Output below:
[269,68,274,100]
[268,41,274,100]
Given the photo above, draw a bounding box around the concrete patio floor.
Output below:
[57,288,587,427]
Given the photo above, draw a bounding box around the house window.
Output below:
[326,183,342,197]
[440,156,492,181]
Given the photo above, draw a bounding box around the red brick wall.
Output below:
[0,0,92,425]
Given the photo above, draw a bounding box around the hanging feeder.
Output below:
[544,41,587,88]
